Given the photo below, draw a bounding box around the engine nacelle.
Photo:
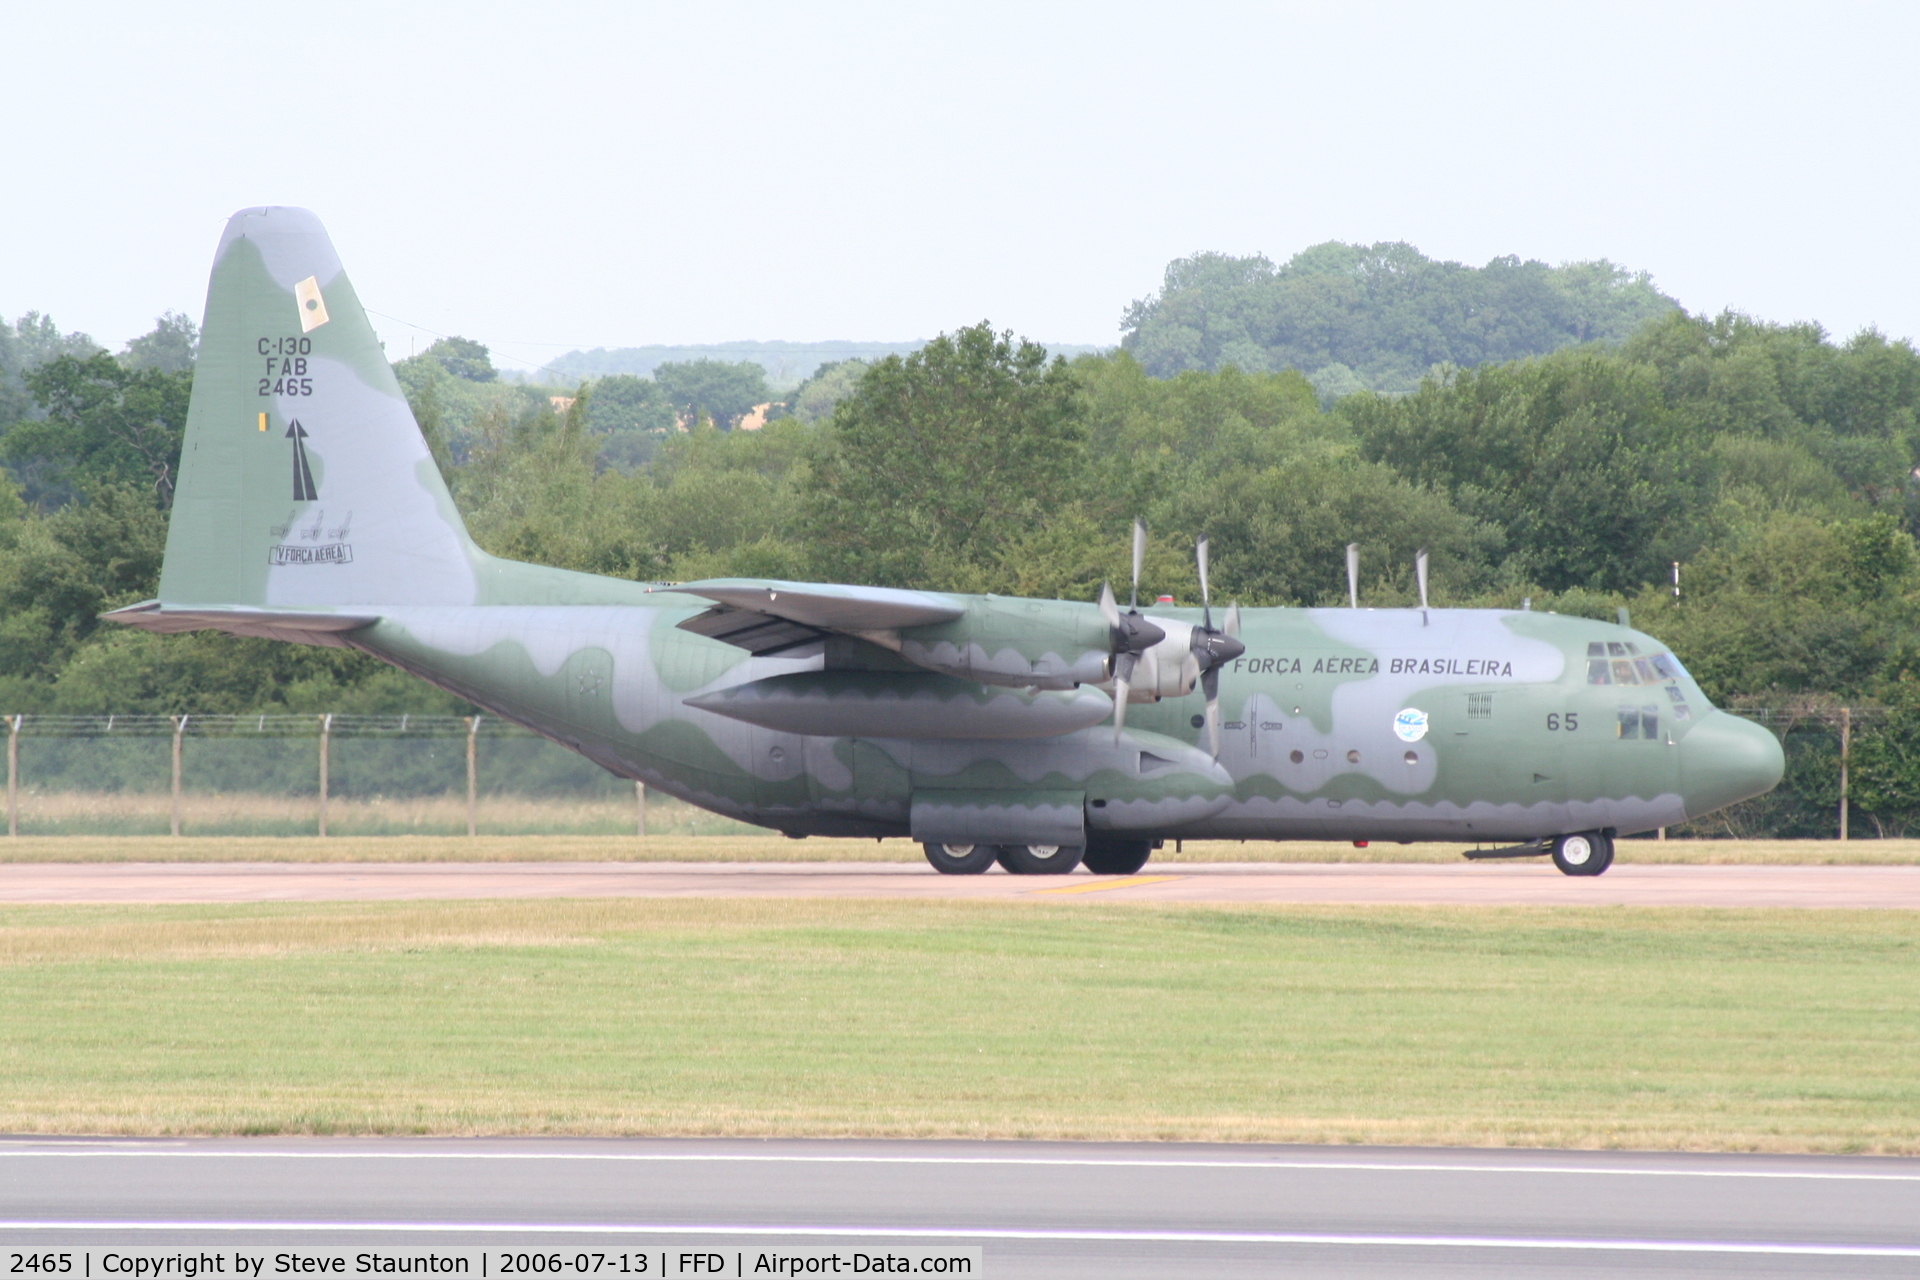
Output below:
[1117,617,1201,702]
[896,596,1112,691]
[689,671,1114,739]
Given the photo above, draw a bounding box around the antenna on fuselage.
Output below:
[1416,548,1429,626]
[1346,543,1359,609]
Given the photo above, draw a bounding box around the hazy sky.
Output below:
[4,1,1915,376]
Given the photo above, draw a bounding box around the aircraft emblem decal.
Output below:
[286,419,317,501]
[294,276,330,332]
[1393,708,1430,742]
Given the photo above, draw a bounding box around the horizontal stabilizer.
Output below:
[102,601,377,648]
[675,578,963,653]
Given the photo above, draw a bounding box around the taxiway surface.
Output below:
[2,1138,1917,1278]
[1,860,1917,907]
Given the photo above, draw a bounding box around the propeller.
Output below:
[1346,542,1360,609]
[1189,535,1247,758]
[1416,547,1430,625]
[1100,518,1165,741]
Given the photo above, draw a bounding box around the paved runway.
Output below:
[2,1138,1917,1278]
[2,860,1919,907]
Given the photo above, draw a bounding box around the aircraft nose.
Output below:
[1680,711,1786,818]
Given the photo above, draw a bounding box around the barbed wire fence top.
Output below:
[3,714,539,738]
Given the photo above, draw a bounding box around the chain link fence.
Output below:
[0,714,761,837]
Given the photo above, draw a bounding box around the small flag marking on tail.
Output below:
[294,276,330,332]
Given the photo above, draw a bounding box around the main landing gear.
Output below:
[922,837,1154,876]
[922,843,999,875]
[1551,831,1615,877]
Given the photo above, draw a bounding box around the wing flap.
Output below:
[676,606,826,656]
[674,579,964,631]
[673,578,964,655]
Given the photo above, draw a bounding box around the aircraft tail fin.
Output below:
[156,206,481,608]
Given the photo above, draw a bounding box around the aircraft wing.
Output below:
[671,578,964,655]
[101,601,379,648]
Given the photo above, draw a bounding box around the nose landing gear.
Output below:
[1552,831,1615,876]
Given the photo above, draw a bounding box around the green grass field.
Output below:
[4,833,1918,863]
[2,898,1916,1151]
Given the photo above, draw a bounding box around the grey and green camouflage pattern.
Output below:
[107,208,1785,871]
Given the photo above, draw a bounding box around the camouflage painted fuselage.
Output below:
[355,594,1777,845]
[109,205,1785,849]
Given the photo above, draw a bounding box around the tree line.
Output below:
[5,280,1920,833]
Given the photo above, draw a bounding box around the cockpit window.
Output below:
[1618,706,1640,739]
[1625,642,1642,656]
[1651,654,1680,681]
[1587,642,1607,658]
[1612,659,1639,685]
[1607,642,1628,657]
[1665,684,1685,703]
[1633,658,1657,683]
[1588,660,1612,685]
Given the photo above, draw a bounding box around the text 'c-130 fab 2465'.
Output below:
[103,206,1785,879]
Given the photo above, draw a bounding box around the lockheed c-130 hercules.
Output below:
[106,207,1786,877]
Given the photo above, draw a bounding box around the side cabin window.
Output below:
[1618,705,1659,739]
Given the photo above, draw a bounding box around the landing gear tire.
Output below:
[1082,838,1153,876]
[996,843,1085,875]
[923,842,997,875]
[1551,831,1614,877]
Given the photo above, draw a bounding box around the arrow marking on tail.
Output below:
[286,419,317,501]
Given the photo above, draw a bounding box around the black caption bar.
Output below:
[2,1249,981,1279]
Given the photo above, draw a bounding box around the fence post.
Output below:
[7,715,19,838]
[466,716,479,837]
[636,780,646,837]
[318,713,332,837]
[1839,707,1851,842]
[170,715,186,837]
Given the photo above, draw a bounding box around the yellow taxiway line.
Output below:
[1027,875,1186,896]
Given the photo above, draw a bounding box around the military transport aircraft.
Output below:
[106,207,1786,877]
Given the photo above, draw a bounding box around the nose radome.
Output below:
[1680,711,1786,819]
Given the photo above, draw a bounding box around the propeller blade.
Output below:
[1346,542,1360,609]
[1098,581,1119,628]
[1224,601,1241,638]
[1202,667,1222,759]
[1130,519,1147,609]
[1196,536,1212,632]
[1111,651,1138,742]
[1416,548,1430,611]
